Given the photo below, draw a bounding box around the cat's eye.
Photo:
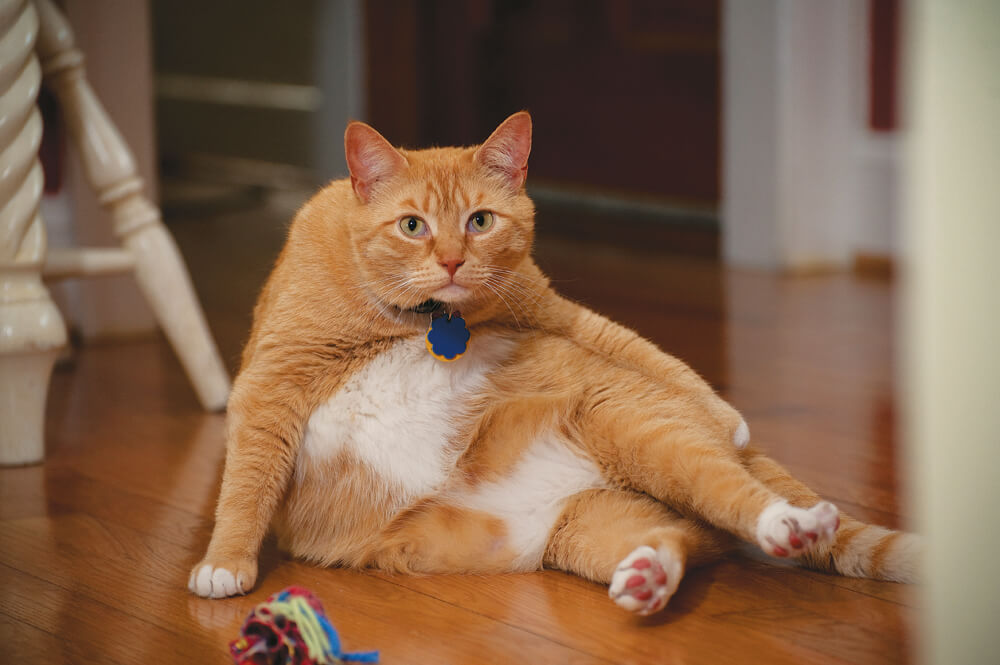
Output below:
[399,216,427,237]
[467,211,495,233]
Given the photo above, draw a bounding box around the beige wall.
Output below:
[903,1,1000,662]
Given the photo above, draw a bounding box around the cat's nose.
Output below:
[439,259,465,278]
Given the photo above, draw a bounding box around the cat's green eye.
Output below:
[399,216,427,237]
[467,210,495,233]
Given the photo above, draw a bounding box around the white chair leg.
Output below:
[0,220,67,466]
[0,319,65,466]
[0,0,67,465]
[123,222,231,410]
[33,0,230,410]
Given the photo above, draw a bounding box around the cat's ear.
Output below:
[345,122,408,203]
[474,111,532,189]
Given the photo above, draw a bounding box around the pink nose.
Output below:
[439,259,465,278]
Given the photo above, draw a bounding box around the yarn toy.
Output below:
[230,587,379,664]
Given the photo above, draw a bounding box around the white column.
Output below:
[723,0,885,271]
[903,1,1000,662]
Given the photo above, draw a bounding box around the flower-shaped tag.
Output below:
[425,312,470,362]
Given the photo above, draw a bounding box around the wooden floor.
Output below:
[0,195,918,664]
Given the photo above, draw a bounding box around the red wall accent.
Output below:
[869,0,900,131]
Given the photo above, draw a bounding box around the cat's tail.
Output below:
[741,447,921,583]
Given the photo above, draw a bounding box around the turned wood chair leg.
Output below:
[2,0,231,465]
[0,0,68,465]
[33,0,231,411]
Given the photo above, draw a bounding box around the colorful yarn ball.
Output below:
[230,586,378,664]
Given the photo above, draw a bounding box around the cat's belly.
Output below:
[449,432,608,570]
[297,332,516,504]
[286,331,606,570]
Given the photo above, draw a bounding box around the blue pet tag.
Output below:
[425,312,470,362]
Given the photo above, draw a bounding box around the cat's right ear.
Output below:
[344,122,408,203]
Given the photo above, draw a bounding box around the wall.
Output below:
[152,0,364,181]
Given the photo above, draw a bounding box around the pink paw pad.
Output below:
[626,574,647,589]
[608,546,683,616]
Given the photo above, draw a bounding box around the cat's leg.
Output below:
[548,296,751,450]
[577,384,840,560]
[189,363,317,598]
[739,447,919,582]
[364,501,524,575]
[544,489,732,615]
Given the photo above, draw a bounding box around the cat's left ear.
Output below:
[345,122,408,203]
[474,111,532,189]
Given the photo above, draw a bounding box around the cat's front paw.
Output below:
[188,557,257,598]
[608,545,683,616]
[733,418,750,449]
[756,500,839,558]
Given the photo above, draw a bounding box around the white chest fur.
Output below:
[300,334,515,499]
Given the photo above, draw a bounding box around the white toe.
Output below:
[193,564,214,597]
[210,567,237,598]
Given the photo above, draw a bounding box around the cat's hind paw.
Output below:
[188,558,257,599]
[608,545,683,616]
[756,500,839,558]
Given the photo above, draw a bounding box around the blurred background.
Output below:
[153,1,724,216]
[47,0,906,355]
[148,0,899,270]
[36,1,999,663]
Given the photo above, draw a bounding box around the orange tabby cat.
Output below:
[189,112,918,614]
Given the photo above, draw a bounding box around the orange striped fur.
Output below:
[189,113,918,612]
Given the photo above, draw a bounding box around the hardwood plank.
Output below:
[0,611,108,665]
[0,563,223,663]
[372,570,851,665]
[375,556,915,665]
[0,515,611,664]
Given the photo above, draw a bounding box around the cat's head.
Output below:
[343,112,537,327]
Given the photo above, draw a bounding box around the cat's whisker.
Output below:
[373,275,414,300]
[350,274,430,329]
[492,280,540,308]
[355,274,407,303]
[486,266,549,288]
[484,276,533,328]
[484,267,548,304]
[481,279,522,330]
[372,274,423,308]
[486,273,543,312]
